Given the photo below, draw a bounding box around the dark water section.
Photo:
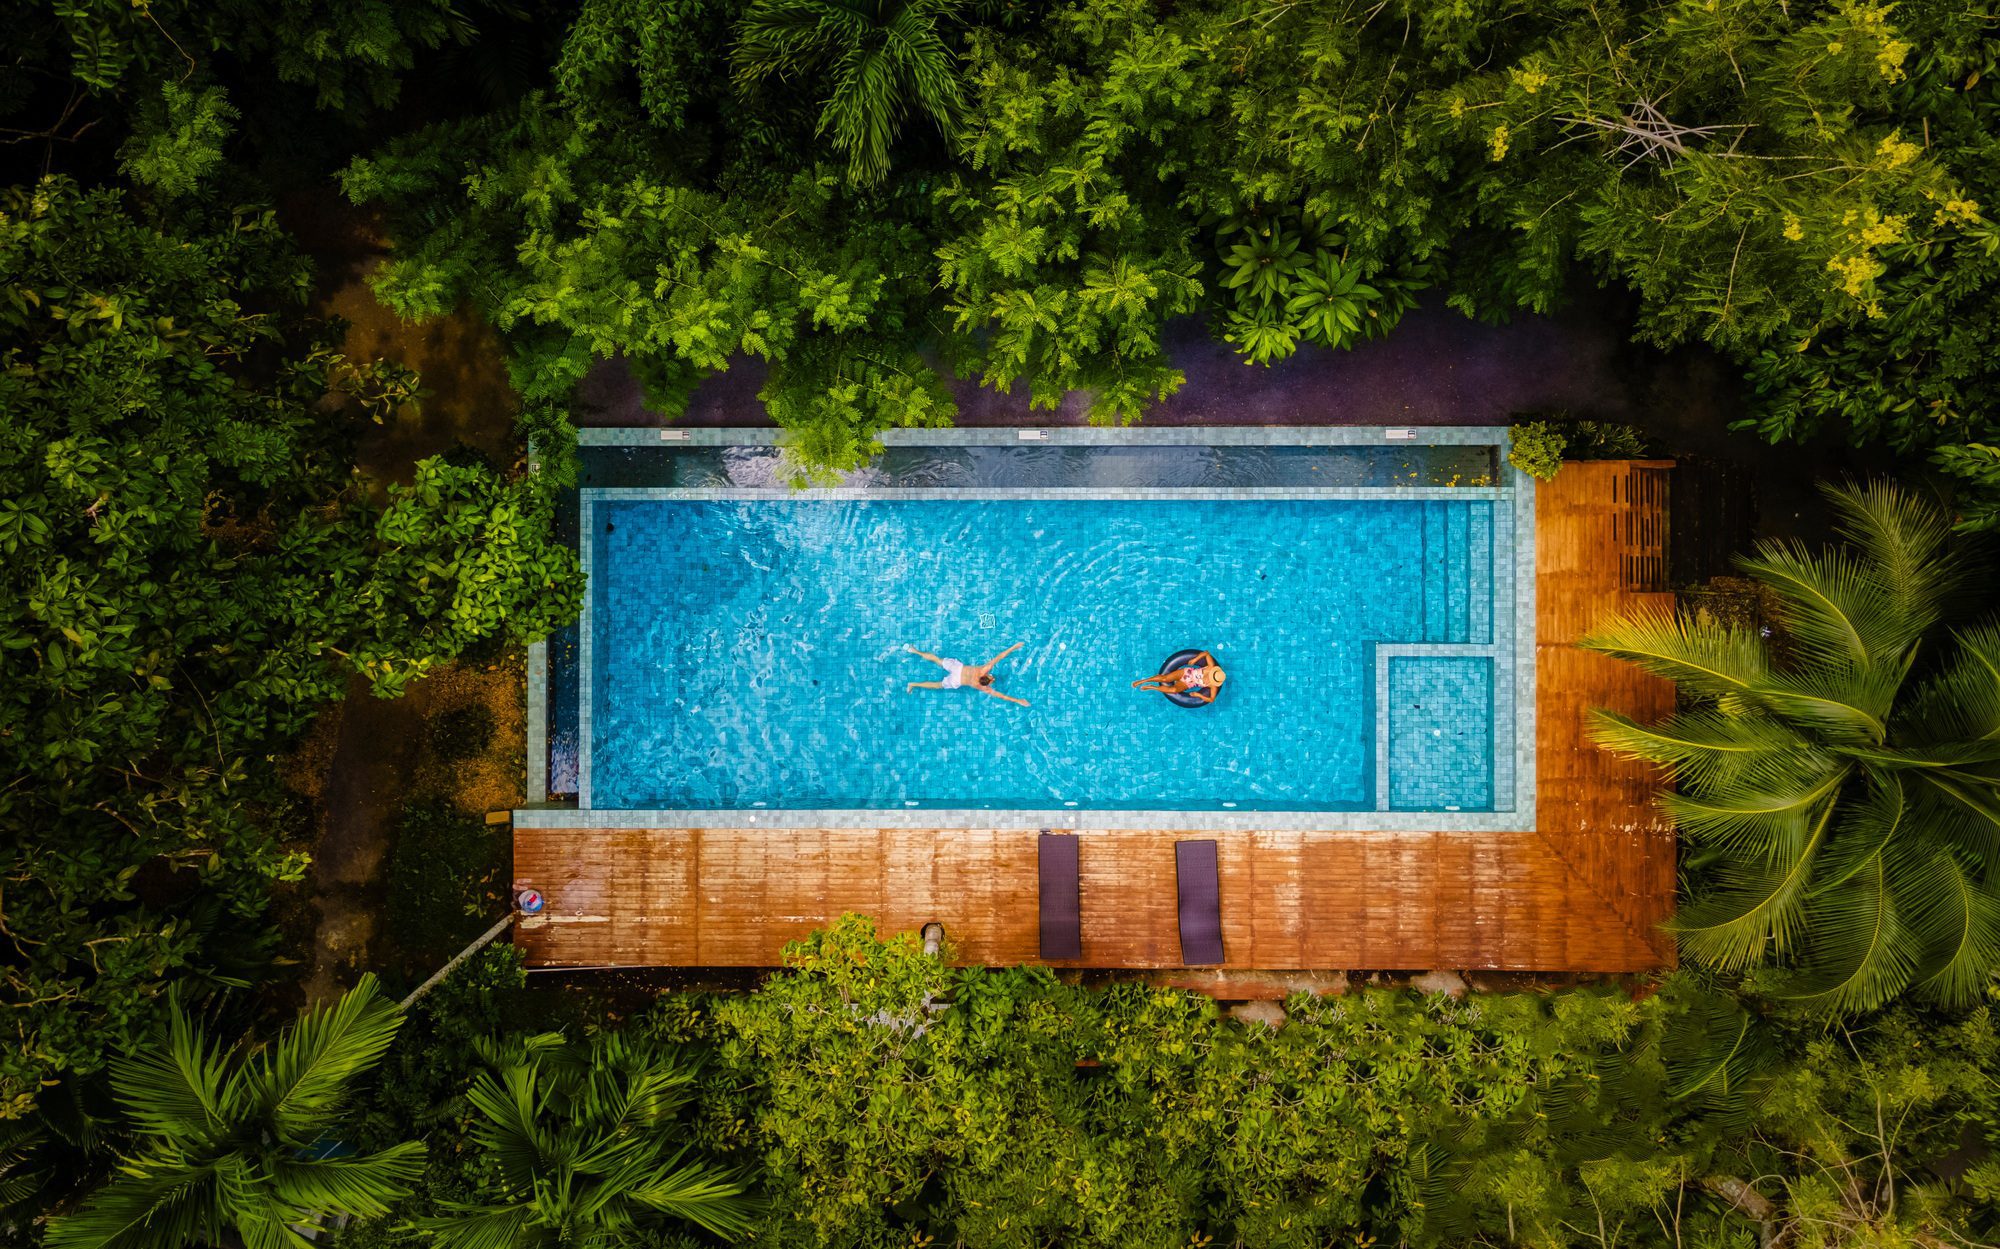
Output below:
[577,443,1497,490]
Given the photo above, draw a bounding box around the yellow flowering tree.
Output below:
[1424,0,2000,524]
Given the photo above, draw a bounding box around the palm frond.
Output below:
[246,975,403,1138]
[1578,608,1768,701]
[1738,541,1895,668]
[1806,776,1907,894]
[1904,850,2000,1009]
[449,1034,751,1246]
[733,0,869,82]
[1900,623,2000,745]
[220,1177,313,1249]
[270,1143,426,1222]
[1913,770,2000,856]
[616,1063,698,1127]
[1658,988,1776,1132]
[0,1120,50,1214]
[1749,663,1902,744]
[1586,707,1807,790]
[825,44,900,184]
[1588,481,2000,1012]
[43,1159,216,1249]
[464,1065,550,1194]
[1670,799,1837,970]
[109,999,231,1144]
[1822,479,1960,632]
[628,1147,759,1238]
[1659,761,1847,854]
[734,0,964,184]
[1781,844,1924,1014]
[885,1,965,127]
[411,1204,537,1249]
[1836,740,2000,770]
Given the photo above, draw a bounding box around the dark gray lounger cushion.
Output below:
[1038,832,1081,960]
[1176,839,1224,965]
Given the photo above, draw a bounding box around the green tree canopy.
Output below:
[2,0,472,114]
[707,916,1677,1247]
[339,0,2000,521]
[690,917,2000,1248]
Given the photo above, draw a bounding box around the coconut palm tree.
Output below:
[733,0,968,186]
[413,1031,756,1247]
[45,975,424,1249]
[1581,482,2000,1012]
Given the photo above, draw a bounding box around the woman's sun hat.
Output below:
[1206,665,1227,685]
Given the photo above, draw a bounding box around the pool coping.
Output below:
[578,425,1515,448]
[526,426,1536,835]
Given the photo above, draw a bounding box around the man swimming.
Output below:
[905,642,1029,707]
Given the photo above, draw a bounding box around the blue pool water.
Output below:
[586,497,1503,811]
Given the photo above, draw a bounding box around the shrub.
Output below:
[1508,420,1569,480]
[1572,420,1651,459]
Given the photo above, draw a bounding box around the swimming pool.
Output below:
[525,427,1534,831]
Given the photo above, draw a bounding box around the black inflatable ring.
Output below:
[1156,649,1214,707]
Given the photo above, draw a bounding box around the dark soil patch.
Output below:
[301,675,434,1002]
[383,797,510,979]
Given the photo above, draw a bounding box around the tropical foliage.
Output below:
[1508,420,1569,481]
[1584,483,2000,1012]
[682,917,2000,1248]
[0,179,578,1115]
[28,919,1993,1249]
[3,0,471,113]
[44,976,423,1249]
[10,0,2000,1243]
[734,0,969,186]
[413,1030,757,1246]
[326,0,2000,522]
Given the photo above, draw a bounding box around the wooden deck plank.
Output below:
[1299,834,1368,967]
[515,461,1680,976]
[1245,832,1306,967]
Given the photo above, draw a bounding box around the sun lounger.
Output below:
[1038,832,1081,960]
[1175,839,1224,965]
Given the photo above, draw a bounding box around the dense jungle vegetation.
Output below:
[1,1,1998,1246]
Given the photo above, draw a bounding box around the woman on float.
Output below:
[1132,651,1225,704]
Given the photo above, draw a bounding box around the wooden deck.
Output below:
[514,462,1678,973]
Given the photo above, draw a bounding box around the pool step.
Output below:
[1468,505,1492,644]
[1420,501,1489,645]
[1421,504,1446,642]
[1446,502,1469,643]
